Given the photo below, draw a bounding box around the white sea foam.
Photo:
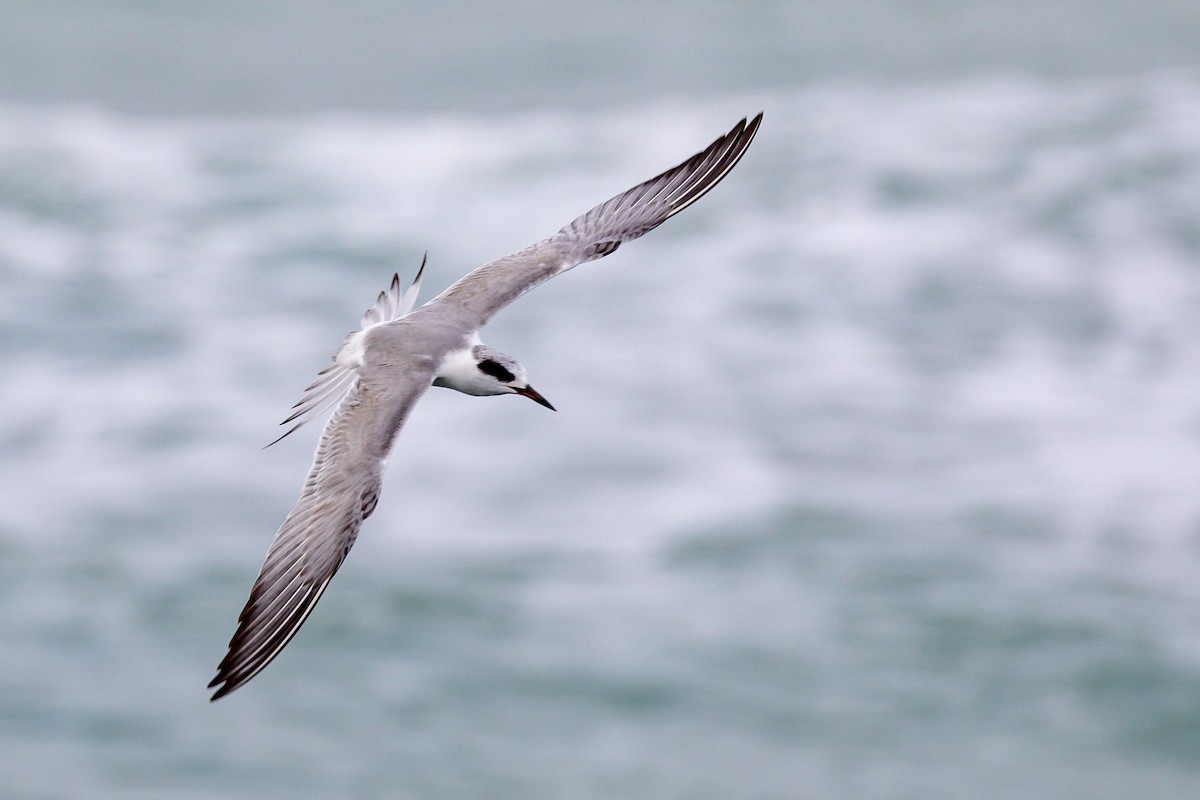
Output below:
[0,76,1197,568]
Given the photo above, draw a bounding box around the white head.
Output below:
[432,343,555,410]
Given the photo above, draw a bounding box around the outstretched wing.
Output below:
[267,256,427,447]
[209,363,435,700]
[429,113,762,327]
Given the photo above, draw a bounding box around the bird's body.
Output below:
[210,113,763,700]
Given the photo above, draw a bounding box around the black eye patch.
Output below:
[477,358,516,383]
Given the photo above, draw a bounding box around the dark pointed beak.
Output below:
[513,384,556,411]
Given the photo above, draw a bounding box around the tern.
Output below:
[209,112,763,700]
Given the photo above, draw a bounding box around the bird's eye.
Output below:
[477,358,516,383]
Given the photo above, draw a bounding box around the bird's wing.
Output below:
[209,359,436,700]
[427,113,762,327]
[267,257,427,447]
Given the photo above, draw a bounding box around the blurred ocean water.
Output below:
[2,3,1200,799]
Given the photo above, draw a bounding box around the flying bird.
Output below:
[209,112,763,700]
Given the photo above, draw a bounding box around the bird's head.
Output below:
[433,343,555,410]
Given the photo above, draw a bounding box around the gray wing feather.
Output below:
[209,368,433,700]
[429,113,762,327]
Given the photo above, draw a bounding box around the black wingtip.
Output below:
[746,112,764,140]
[413,251,428,285]
[263,422,301,449]
[208,671,232,701]
[657,110,763,220]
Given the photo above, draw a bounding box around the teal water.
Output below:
[2,3,1200,799]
